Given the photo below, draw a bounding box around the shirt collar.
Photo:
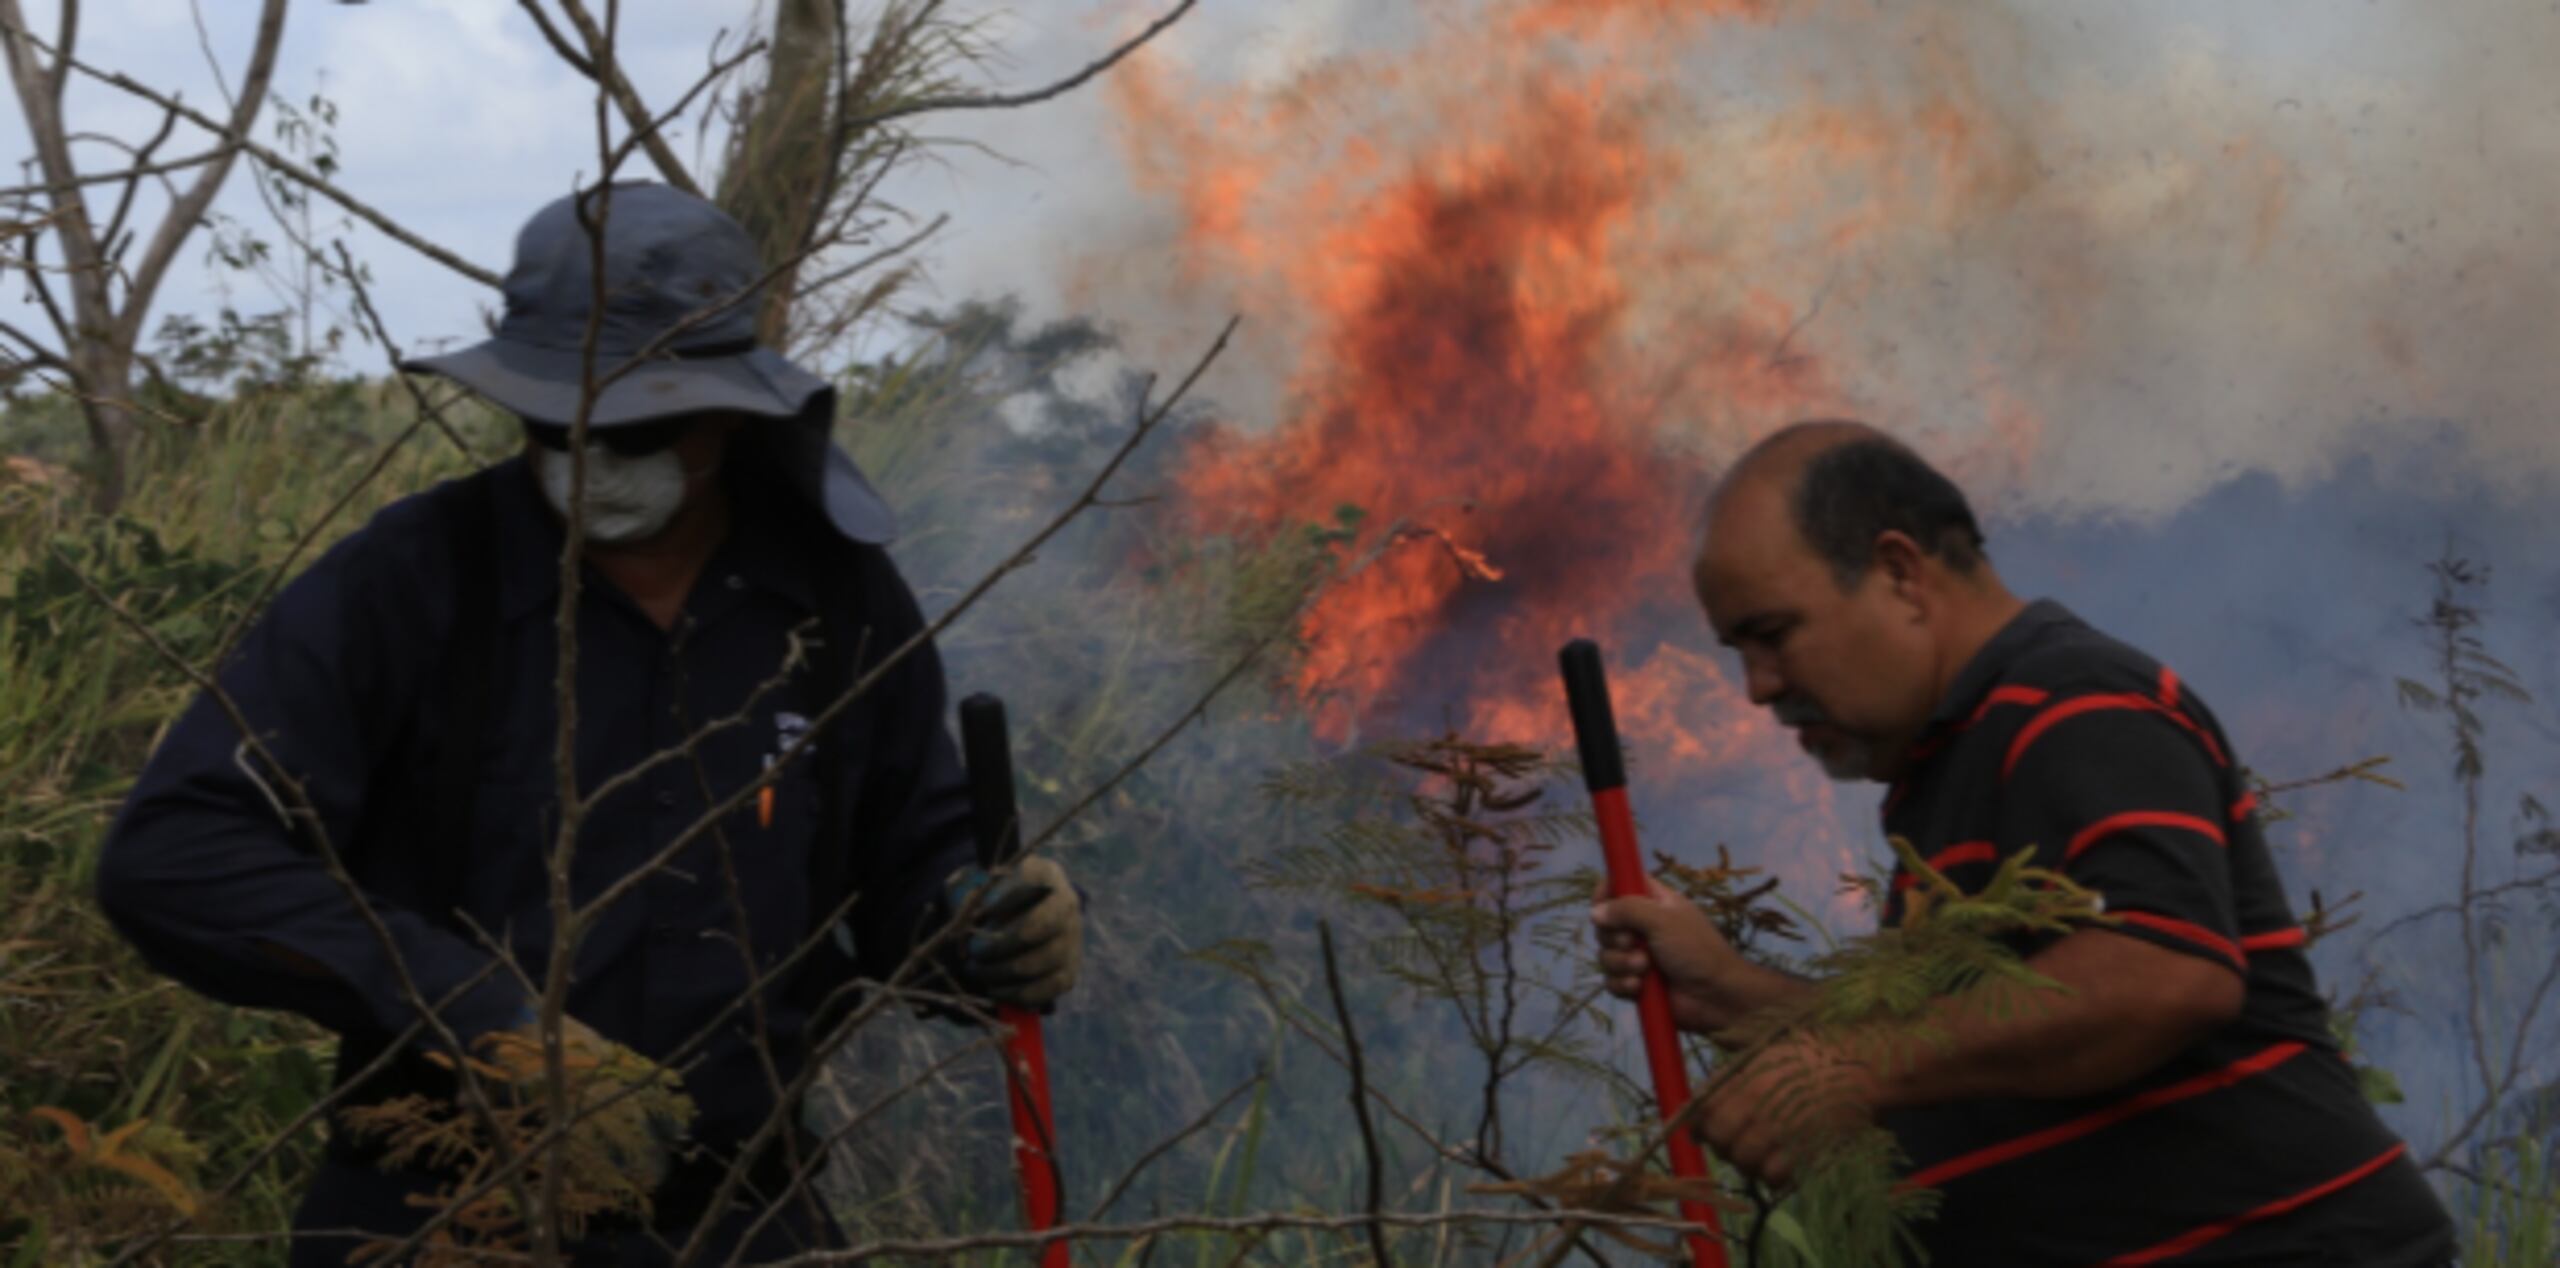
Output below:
[490,455,819,624]
[1918,598,2081,734]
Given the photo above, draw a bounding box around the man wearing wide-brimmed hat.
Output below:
[98,182,1084,1263]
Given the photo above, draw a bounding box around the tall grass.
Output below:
[0,385,501,1260]
[5,338,2557,1262]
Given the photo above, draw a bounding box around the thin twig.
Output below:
[835,0,1198,132]
[788,210,946,300]
[1321,922,1396,1267]
[202,240,485,666]
[541,0,707,195]
[331,239,479,458]
[781,1207,1712,1264]
[1223,966,1613,1268]
[0,144,224,198]
[332,1107,1667,1268]
[19,27,502,288]
[598,27,765,184]
[55,555,546,1261]
[1086,1069,1271,1223]
[512,0,598,81]
[2358,864,2560,947]
[573,316,1241,933]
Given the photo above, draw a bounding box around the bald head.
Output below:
[1717,420,1889,502]
[1709,420,1987,588]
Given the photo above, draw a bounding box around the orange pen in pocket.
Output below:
[755,752,780,829]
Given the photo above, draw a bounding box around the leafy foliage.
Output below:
[1695,841,2099,1268]
[1254,735,1617,1165]
[0,392,490,1263]
[336,1030,695,1263]
[3,304,2556,1264]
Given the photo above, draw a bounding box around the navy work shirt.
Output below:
[98,455,975,1154]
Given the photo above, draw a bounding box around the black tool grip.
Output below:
[959,693,1023,871]
[1559,639,1627,793]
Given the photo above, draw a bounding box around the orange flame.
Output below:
[1105,0,2060,904]
[1119,8,1834,746]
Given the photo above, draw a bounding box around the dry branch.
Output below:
[834,0,1199,132]
[1320,922,1395,1267]
[532,0,708,196]
[788,1206,1713,1264]
[18,27,501,290]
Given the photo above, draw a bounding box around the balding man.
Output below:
[1594,423,2454,1265]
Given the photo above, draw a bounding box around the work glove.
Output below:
[952,855,1083,1008]
[454,1009,695,1196]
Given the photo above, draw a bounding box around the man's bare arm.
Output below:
[1871,926,2243,1106]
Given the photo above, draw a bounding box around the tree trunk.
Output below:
[0,0,288,512]
[715,0,843,346]
[68,338,137,511]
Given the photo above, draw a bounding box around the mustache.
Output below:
[1772,696,1831,728]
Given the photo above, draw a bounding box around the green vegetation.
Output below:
[2,314,2555,1264]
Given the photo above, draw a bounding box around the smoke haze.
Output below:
[892,0,2560,1155]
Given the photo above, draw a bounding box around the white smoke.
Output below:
[902,0,2560,521]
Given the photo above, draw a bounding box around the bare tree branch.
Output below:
[787,1207,1714,1264]
[16,227,76,349]
[0,317,66,369]
[0,143,227,200]
[1321,921,1396,1267]
[512,0,599,82]
[332,239,480,459]
[1085,1068,1270,1223]
[1,0,120,498]
[109,0,285,355]
[602,31,765,183]
[535,0,706,195]
[20,28,501,289]
[53,555,549,1261]
[43,0,69,106]
[788,209,944,303]
[92,104,183,255]
[571,315,1241,936]
[835,0,1199,132]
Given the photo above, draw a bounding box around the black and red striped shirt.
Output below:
[1877,601,2453,1265]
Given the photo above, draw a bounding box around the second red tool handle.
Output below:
[959,694,1069,1268]
[1560,639,1727,1268]
[998,1002,1062,1264]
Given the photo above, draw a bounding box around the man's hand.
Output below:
[461,1010,693,1192]
[1592,877,1795,1035]
[1696,1035,1882,1188]
[957,856,1083,1008]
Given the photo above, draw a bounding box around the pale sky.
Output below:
[0,0,1221,359]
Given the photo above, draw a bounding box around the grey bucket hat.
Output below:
[403,181,895,544]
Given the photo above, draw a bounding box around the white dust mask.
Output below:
[532,442,688,544]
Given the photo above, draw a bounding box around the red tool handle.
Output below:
[1560,640,1727,1268]
[959,694,1069,1268]
[998,1004,1067,1268]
